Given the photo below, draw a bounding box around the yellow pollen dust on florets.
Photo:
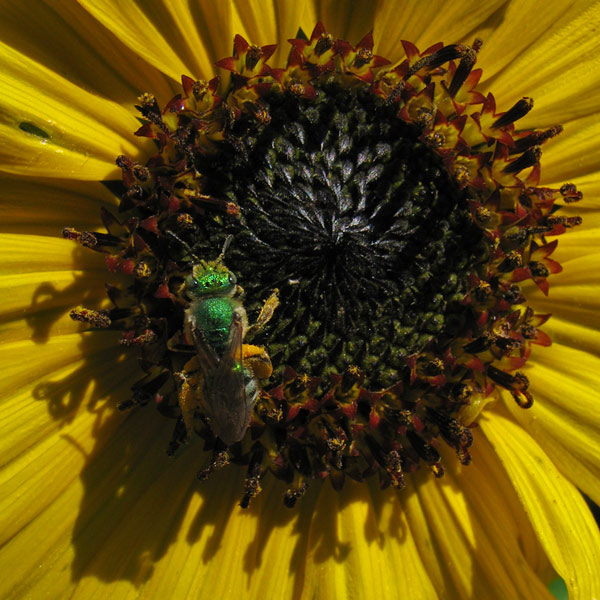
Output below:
[63,23,582,508]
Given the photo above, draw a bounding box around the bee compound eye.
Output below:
[228,272,237,286]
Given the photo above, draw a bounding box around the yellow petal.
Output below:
[538,317,600,358]
[1,0,175,105]
[527,253,600,330]
[1,177,116,236]
[302,0,377,44]
[0,233,107,330]
[0,355,165,598]
[0,233,105,276]
[481,409,600,600]
[551,228,600,259]
[479,1,600,123]
[301,479,438,599]
[403,435,555,600]
[515,342,600,505]
[541,114,600,182]
[0,43,143,180]
[374,0,507,59]
[438,436,553,583]
[231,0,309,68]
[156,0,237,79]
[77,0,193,81]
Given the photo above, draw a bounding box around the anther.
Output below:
[383,450,405,488]
[453,164,471,185]
[314,34,333,56]
[492,97,533,129]
[133,165,150,181]
[560,183,583,202]
[503,146,542,174]
[404,44,466,80]
[475,206,492,226]
[447,40,481,98]
[384,81,405,105]
[529,261,549,278]
[463,333,493,353]
[288,81,306,96]
[504,285,526,305]
[70,307,111,328]
[134,261,152,279]
[62,227,98,248]
[510,125,562,154]
[192,79,209,100]
[431,463,445,478]
[354,47,373,68]
[498,250,522,272]
[240,445,265,508]
[119,329,157,346]
[188,194,240,215]
[245,45,264,70]
[283,480,308,508]
[136,93,161,122]
[198,450,230,481]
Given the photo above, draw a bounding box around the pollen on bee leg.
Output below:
[174,359,202,435]
[68,23,583,505]
[242,344,273,379]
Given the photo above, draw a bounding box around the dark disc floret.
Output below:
[64,23,582,507]
[190,82,488,389]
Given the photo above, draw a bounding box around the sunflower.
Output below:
[1,1,599,599]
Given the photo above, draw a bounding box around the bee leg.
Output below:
[242,344,273,379]
[246,288,279,337]
[174,356,202,436]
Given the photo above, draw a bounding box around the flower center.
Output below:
[64,24,582,507]
[189,82,486,389]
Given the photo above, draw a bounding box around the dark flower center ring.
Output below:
[64,24,582,508]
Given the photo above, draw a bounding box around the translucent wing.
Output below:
[188,316,219,375]
[202,312,252,445]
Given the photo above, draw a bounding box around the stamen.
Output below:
[70,308,111,328]
[503,146,542,174]
[66,23,581,507]
[492,97,534,128]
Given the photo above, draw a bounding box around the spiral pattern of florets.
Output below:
[65,24,582,507]
[191,82,487,389]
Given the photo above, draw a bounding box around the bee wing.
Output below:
[203,312,252,445]
[189,324,219,375]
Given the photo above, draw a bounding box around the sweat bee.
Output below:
[170,234,279,446]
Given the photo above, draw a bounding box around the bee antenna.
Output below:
[165,230,200,262]
[216,235,234,264]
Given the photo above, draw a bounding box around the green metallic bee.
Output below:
[173,235,279,445]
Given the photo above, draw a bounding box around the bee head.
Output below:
[186,262,237,298]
